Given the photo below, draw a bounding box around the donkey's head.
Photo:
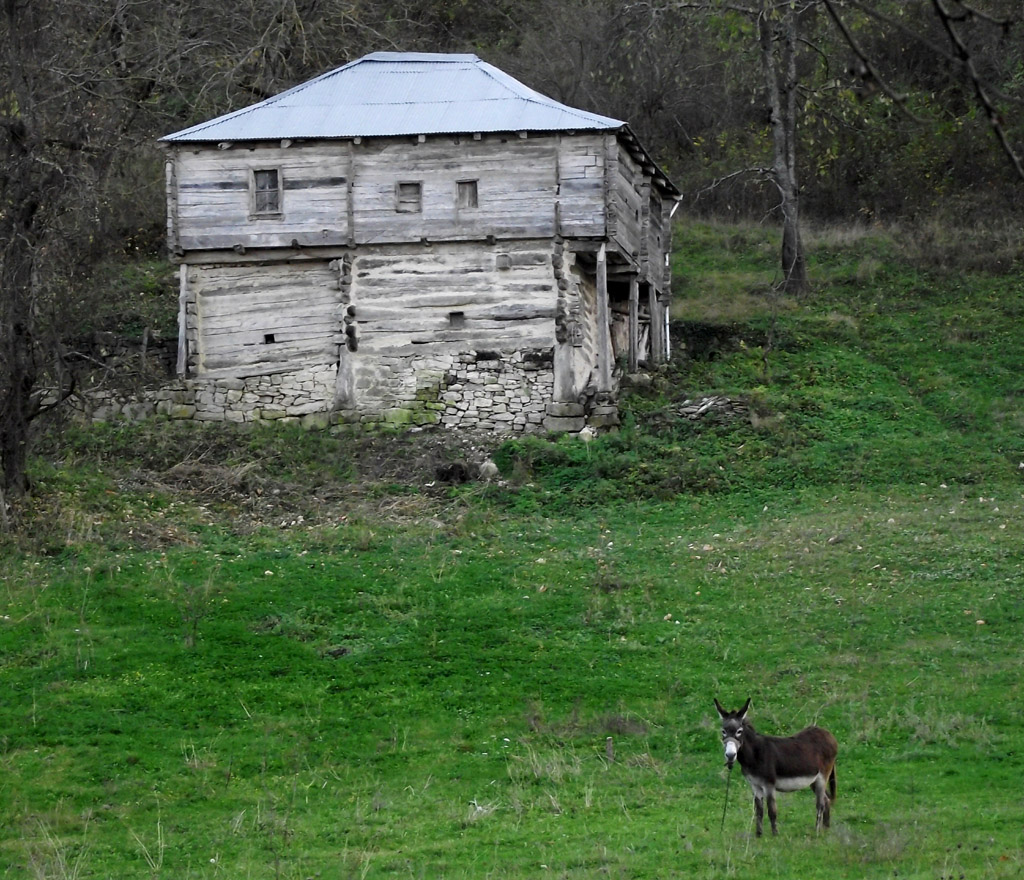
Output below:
[714,697,751,767]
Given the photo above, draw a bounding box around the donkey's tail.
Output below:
[828,767,837,800]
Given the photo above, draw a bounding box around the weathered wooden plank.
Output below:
[198,291,337,316]
[176,264,188,374]
[201,349,333,373]
[628,275,639,373]
[203,334,336,356]
[196,301,341,324]
[180,232,351,251]
[195,276,337,296]
[166,155,181,255]
[361,323,554,356]
[203,331,333,354]
[353,304,556,333]
[195,286,340,308]
[201,315,338,341]
[351,272,552,292]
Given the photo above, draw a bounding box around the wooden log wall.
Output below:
[556,134,609,239]
[609,143,644,261]
[339,239,562,425]
[168,132,659,256]
[351,240,556,360]
[351,137,559,243]
[185,261,341,378]
[170,143,353,252]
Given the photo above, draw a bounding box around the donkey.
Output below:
[715,698,838,836]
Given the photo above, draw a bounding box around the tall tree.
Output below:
[651,0,1023,287]
[0,0,175,515]
[757,0,809,292]
[650,1,815,292]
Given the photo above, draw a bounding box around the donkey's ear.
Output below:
[739,697,751,718]
[714,697,727,717]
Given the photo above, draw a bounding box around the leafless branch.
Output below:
[931,0,1024,181]
[821,0,921,122]
[842,0,1022,105]
[693,166,773,202]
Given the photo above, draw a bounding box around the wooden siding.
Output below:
[646,187,665,284]
[167,132,675,275]
[609,142,644,261]
[187,261,341,377]
[350,240,556,358]
[168,133,632,254]
[351,136,559,244]
[172,143,353,251]
[556,134,608,239]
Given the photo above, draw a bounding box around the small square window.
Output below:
[252,169,281,215]
[456,180,478,209]
[396,181,422,213]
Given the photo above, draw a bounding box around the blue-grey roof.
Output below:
[162,52,625,142]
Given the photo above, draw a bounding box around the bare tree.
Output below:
[0,0,175,514]
[643,0,1022,290]
[638,1,813,292]
[757,0,809,293]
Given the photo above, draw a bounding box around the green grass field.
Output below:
[2,222,1022,878]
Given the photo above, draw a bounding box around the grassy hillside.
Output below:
[1,223,1022,879]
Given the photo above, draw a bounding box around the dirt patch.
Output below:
[121,427,507,538]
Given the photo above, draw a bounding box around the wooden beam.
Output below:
[596,243,612,392]
[165,153,180,257]
[628,275,639,373]
[176,265,189,376]
[648,282,662,363]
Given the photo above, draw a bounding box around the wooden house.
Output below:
[161,52,679,431]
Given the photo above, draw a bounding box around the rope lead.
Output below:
[720,762,734,832]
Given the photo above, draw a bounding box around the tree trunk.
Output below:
[1,7,43,504]
[0,215,42,501]
[0,316,37,500]
[758,1,809,295]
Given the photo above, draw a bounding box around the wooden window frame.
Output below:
[395,181,423,214]
[250,167,283,218]
[456,179,479,210]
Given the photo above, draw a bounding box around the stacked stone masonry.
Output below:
[81,351,563,433]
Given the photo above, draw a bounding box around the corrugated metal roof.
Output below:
[162,52,625,142]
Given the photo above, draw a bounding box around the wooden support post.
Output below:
[176,265,189,376]
[649,284,662,363]
[628,275,639,373]
[596,244,612,392]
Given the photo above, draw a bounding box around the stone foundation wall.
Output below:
[188,366,337,423]
[339,348,554,433]
[439,350,553,432]
[78,349,583,434]
[74,365,335,427]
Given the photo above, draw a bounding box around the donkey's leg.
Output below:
[766,790,779,836]
[813,778,830,831]
[753,795,764,837]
